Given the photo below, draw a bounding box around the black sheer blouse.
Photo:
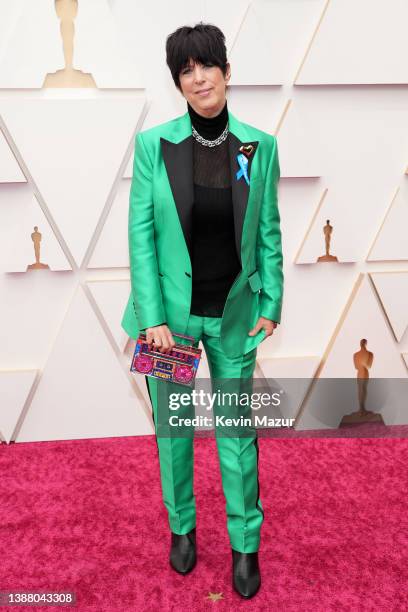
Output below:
[187,101,241,317]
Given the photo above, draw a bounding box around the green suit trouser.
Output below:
[145,313,264,553]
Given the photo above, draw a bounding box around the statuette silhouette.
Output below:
[317,219,338,262]
[341,339,383,424]
[43,0,96,88]
[27,226,50,270]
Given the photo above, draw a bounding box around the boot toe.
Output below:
[232,549,261,598]
[169,528,196,574]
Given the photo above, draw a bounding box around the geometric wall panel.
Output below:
[0,0,143,88]
[87,277,155,421]
[296,0,408,85]
[313,274,407,378]
[200,0,250,56]
[111,0,249,127]
[0,97,146,267]
[258,356,320,420]
[277,99,321,178]
[16,284,153,442]
[293,88,408,264]
[225,88,286,145]
[277,178,325,262]
[367,184,408,262]
[88,180,130,270]
[0,129,25,182]
[123,156,133,179]
[295,188,357,264]
[370,272,408,342]
[65,0,144,88]
[0,2,20,67]
[0,0,62,88]
[1,184,71,272]
[230,0,327,85]
[296,372,408,430]
[87,279,132,353]
[196,352,211,380]
[0,266,77,370]
[258,356,320,380]
[295,273,408,429]
[0,369,37,443]
[229,91,322,179]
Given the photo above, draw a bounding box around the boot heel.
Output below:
[169,528,197,574]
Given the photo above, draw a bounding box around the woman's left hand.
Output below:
[248,317,278,339]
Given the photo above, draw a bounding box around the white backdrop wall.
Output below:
[0,0,407,443]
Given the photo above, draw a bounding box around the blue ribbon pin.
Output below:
[236,153,250,185]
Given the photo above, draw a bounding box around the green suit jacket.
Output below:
[121,108,283,359]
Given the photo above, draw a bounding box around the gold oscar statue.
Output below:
[27,226,50,270]
[43,0,96,88]
[341,339,383,424]
[317,219,338,262]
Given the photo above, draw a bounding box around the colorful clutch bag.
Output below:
[130,332,202,386]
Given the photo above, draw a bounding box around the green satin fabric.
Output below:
[121,109,284,359]
[146,314,264,553]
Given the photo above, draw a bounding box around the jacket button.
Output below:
[185,272,191,277]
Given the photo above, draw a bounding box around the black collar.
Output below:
[187,100,228,140]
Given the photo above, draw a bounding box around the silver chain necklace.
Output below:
[192,123,229,147]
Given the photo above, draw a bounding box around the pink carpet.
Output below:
[1,433,408,611]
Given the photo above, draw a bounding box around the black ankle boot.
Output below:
[169,528,196,574]
[232,549,261,598]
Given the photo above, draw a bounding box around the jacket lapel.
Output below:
[160,134,194,257]
[160,109,259,266]
[228,132,258,261]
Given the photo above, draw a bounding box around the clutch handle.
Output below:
[139,331,197,348]
[171,332,196,346]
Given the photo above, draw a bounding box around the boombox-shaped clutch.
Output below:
[130,331,202,386]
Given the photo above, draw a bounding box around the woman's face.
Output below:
[178,58,231,118]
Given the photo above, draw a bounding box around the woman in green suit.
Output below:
[121,23,283,599]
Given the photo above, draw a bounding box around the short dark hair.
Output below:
[166,22,228,90]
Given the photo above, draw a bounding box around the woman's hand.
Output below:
[145,324,176,354]
[248,317,278,340]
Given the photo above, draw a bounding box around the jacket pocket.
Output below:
[248,269,262,292]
